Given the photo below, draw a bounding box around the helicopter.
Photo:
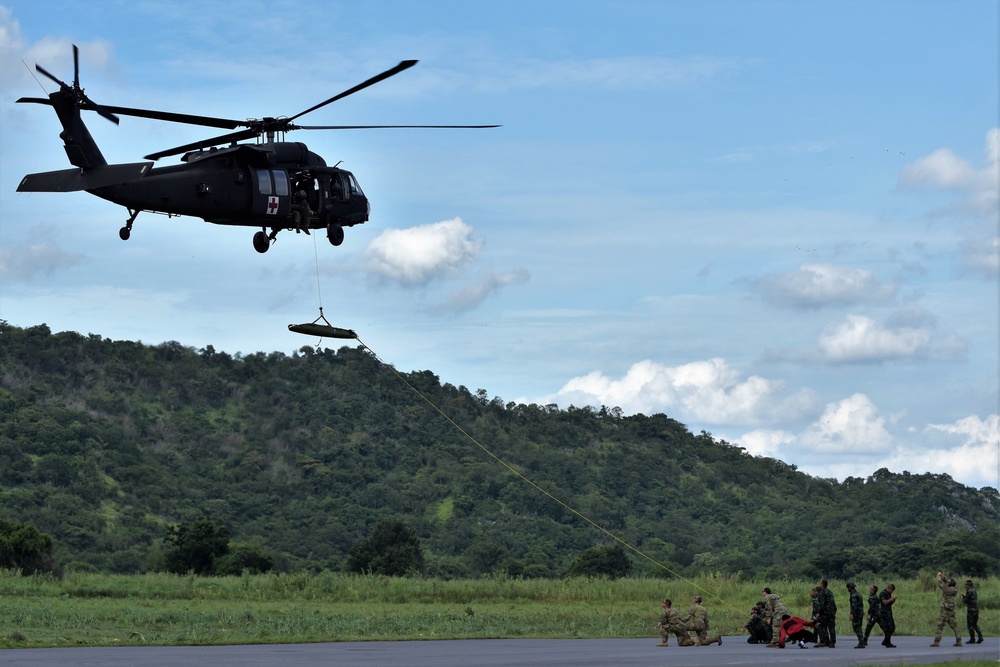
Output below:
[16,46,498,253]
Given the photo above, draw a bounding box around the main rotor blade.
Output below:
[73,44,80,88]
[90,103,121,125]
[144,128,258,161]
[288,60,418,122]
[95,103,243,130]
[296,124,501,130]
[35,64,68,90]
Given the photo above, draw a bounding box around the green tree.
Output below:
[213,543,274,575]
[0,519,59,576]
[346,519,424,576]
[567,544,632,579]
[164,518,230,575]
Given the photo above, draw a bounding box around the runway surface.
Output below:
[0,636,993,666]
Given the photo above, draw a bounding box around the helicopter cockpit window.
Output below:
[347,173,364,197]
[256,169,272,196]
[272,171,289,197]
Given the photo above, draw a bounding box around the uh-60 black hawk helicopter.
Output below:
[17,46,498,253]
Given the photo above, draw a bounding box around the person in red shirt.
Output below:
[779,614,817,648]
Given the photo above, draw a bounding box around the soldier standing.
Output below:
[862,584,881,646]
[810,587,828,646]
[962,579,984,644]
[931,571,963,647]
[762,587,787,648]
[877,584,898,648]
[683,595,722,646]
[816,579,837,647]
[847,582,864,648]
[657,599,696,647]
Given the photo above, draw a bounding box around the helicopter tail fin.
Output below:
[17,162,153,192]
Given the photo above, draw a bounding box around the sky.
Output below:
[1,0,997,490]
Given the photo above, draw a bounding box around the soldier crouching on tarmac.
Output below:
[682,595,722,646]
[657,599,697,647]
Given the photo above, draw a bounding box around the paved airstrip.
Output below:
[0,636,993,666]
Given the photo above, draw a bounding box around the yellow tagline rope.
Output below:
[355,336,742,614]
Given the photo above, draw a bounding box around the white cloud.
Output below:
[960,235,1000,278]
[752,263,897,308]
[432,269,530,313]
[880,414,1000,489]
[542,357,816,426]
[798,393,893,454]
[0,240,83,280]
[817,312,960,363]
[0,10,115,95]
[363,217,483,285]
[735,428,795,457]
[899,127,1000,217]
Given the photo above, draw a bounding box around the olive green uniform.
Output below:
[961,585,983,644]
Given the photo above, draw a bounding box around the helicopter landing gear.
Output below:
[253,230,270,254]
[119,208,140,241]
[253,227,281,253]
[327,223,345,247]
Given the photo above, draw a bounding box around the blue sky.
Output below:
[1,0,997,489]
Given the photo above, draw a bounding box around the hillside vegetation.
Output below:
[1,322,997,578]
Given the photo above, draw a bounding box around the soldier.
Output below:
[931,571,963,647]
[816,579,837,647]
[862,584,881,647]
[761,587,787,648]
[877,584,898,648]
[291,189,313,234]
[682,595,722,646]
[962,579,983,644]
[810,587,827,646]
[657,599,696,647]
[746,601,772,644]
[847,581,864,648]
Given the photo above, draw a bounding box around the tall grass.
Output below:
[1,570,996,648]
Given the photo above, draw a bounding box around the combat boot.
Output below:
[656,641,669,647]
[930,640,940,647]
[953,638,963,647]
[692,637,702,646]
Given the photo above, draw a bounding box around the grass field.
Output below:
[1,571,996,649]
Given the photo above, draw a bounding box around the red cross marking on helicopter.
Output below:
[266,196,279,214]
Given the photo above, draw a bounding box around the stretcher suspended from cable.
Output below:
[288,307,357,340]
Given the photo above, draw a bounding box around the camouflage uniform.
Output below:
[961,581,983,644]
[862,586,881,645]
[762,592,787,647]
[932,572,962,646]
[683,598,722,646]
[816,582,837,647]
[877,585,897,647]
[658,605,695,646]
[847,583,864,647]
[810,588,827,645]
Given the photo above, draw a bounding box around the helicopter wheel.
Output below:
[327,223,345,247]
[252,231,270,254]
[119,227,131,241]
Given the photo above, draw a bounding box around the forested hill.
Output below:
[1,321,998,577]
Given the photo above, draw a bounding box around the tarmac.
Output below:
[0,635,994,666]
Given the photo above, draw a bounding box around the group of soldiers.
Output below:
[661,573,985,650]
[656,596,723,647]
